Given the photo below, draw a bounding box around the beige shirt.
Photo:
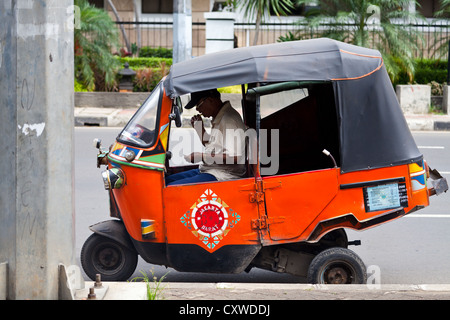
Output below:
[199,101,246,181]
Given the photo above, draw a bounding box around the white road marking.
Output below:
[407,214,450,218]
[418,146,445,149]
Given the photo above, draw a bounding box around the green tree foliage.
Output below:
[74,0,120,91]
[432,0,450,59]
[293,0,425,82]
[232,0,295,45]
[436,0,450,16]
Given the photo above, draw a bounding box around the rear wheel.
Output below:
[81,233,138,281]
[307,247,366,284]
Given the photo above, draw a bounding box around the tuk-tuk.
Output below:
[81,38,448,284]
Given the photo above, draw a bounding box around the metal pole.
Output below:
[173,0,192,63]
[0,0,75,299]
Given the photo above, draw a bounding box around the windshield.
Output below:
[118,83,161,147]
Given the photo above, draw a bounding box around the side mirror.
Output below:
[93,138,102,149]
[169,106,182,127]
[176,97,183,114]
[170,97,183,127]
[93,138,109,168]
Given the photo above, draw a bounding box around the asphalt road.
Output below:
[74,128,450,284]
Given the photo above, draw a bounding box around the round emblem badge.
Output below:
[191,200,228,237]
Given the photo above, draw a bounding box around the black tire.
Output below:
[307,247,367,284]
[81,233,138,281]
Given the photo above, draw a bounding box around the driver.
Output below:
[166,89,246,186]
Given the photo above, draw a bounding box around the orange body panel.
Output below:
[163,178,261,252]
[263,168,339,241]
[299,164,429,243]
[243,163,429,246]
[112,165,165,242]
[111,160,430,252]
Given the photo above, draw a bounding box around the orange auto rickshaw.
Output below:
[80,38,448,284]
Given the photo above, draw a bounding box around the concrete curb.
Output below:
[74,107,137,127]
[74,282,450,300]
[405,114,450,131]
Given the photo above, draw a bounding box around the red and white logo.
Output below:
[191,201,228,237]
[180,189,240,251]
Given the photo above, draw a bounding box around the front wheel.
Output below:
[81,233,138,281]
[307,247,367,284]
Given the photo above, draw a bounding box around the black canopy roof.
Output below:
[163,38,384,97]
[163,38,422,173]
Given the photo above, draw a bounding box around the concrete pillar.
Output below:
[0,0,75,299]
[396,84,431,114]
[173,0,192,63]
[443,85,450,115]
[204,12,236,54]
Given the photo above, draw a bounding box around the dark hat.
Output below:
[185,89,221,109]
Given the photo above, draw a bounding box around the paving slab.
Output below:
[74,282,450,301]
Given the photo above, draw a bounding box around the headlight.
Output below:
[101,168,125,190]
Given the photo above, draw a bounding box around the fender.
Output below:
[89,220,136,253]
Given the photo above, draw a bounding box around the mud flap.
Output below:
[89,220,136,253]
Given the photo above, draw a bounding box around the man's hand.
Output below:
[190,114,209,146]
[190,114,203,128]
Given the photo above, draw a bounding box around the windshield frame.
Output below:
[117,82,163,149]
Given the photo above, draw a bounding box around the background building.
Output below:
[87,0,448,59]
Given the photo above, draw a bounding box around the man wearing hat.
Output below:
[166,89,246,186]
